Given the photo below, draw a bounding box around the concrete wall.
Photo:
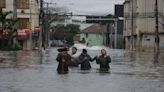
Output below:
[124,0,163,34]
[124,0,164,51]
[136,0,163,33]
[141,34,164,51]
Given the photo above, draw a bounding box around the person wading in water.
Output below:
[56,47,71,74]
[96,49,111,72]
[78,49,96,70]
[68,47,79,67]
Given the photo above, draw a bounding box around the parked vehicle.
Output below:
[50,40,64,47]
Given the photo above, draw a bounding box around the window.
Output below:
[18,18,29,29]
[0,0,6,8]
[86,33,88,38]
[17,0,29,9]
[146,39,150,41]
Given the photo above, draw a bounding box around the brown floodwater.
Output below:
[0,47,164,92]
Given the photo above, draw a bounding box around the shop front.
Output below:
[32,27,40,50]
[17,29,30,50]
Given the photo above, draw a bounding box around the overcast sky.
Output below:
[45,0,124,15]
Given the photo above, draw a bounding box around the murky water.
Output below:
[0,46,164,92]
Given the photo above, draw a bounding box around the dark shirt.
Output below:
[96,55,111,70]
[78,54,96,70]
[56,53,71,73]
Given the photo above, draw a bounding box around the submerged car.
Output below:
[50,40,64,47]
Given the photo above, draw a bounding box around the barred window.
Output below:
[18,18,29,29]
[17,0,29,9]
[0,0,6,8]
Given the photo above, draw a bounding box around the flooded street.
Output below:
[0,47,164,92]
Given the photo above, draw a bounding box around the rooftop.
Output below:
[81,24,106,33]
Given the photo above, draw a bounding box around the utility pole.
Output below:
[45,3,49,48]
[28,0,32,50]
[106,23,110,46]
[13,0,17,20]
[110,24,113,48]
[13,0,18,45]
[39,1,56,49]
[154,0,159,62]
[39,0,44,50]
[131,0,134,51]
[44,2,57,48]
[114,19,118,49]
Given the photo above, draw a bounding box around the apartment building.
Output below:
[0,0,39,50]
[124,0,164,51]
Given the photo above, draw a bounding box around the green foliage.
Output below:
[0,10,17,50]
[0,10,13,29]
[55,24,65,29]
[79,37,86,43]
[52,24,80,44]
[64,24,80,44]
[65,24,80,34]
[12,43,23,50]
[1,43,22,51]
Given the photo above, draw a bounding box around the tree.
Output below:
[79,37,86,43]
[64,24,80,44]
[51,24,80,45]
[52,24,66,40]
[0,10,17,49]
[5,19,17,46]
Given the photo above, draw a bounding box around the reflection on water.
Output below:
[0,50,40,69]
[0,46,164,92]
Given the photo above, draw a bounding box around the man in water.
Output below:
[78,49,96,70]
[56,47,71,74]
[69,47,79,67]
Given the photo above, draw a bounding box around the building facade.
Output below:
[0,0,39,50]
[124,0,164,51]
[80,24,107,46]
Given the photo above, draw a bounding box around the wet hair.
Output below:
[57,47,69,52]
[101,49,106,52]
[72,47,77,50]
[82,49,87,53]
[101,49,107,54]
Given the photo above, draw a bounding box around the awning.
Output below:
[17,29,31,36]
[24,29,31,35]
[17,30,26,36]
[34,27,40,32]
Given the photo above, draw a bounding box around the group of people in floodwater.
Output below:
[56,47,111,74]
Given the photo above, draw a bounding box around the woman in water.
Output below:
[96,49,111,72]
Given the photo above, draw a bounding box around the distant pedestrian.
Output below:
[96,49,111,72]
[78,49,96,70]
[56,47,71,74]
[68,47,79,67]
